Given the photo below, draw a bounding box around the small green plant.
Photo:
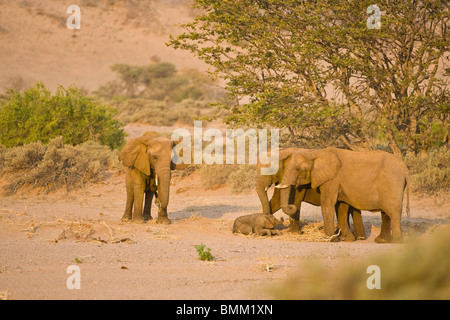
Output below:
[194,243,215,261]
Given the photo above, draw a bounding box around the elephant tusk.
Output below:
[275,184,290,189]
[327,229,341,242]
[155,175,159,187]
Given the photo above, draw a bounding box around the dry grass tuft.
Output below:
[297,221,331,242]
[146,226,180,240]
[257,257,280,272]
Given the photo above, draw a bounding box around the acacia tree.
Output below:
[168,0,449,154]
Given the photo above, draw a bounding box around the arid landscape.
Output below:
[0,0,449,300]
[0,123,448,300]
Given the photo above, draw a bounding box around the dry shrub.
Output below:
[58,221,97,242]
[404,147,450,195]
[57,219,135,244]
[112,98,210,126]
[270,226,450,300]
[198,164,256,194]
[228,165,256,194]
[198,164,234,188]
[0,137,120,194]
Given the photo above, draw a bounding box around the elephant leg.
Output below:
[122,189,133,221]
[121,168,134,222]
[131,171,146,223]
[336,203,355,242]
[239,225,252,235]
[387,208,403,243]
[255,227,271,237]
[322,205,337,237]
[156,206,171,225]
[288,188,304,233]
[270,229,281,236]
[375,212,392,243]
[143,191,153,222]
[351,208,366,240]
[319,184,339,237]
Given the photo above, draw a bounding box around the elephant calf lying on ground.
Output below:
[233,214,284,236]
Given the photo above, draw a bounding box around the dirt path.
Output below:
[0,173,448,300]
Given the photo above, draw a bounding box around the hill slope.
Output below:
[0,0,206,92]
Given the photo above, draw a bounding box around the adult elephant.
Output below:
[119,132,181,224]
[277,147,410,243]
[256,148,366,241]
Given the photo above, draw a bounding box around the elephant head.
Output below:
[276,148,341,215]
[255,148,299,215]
[119,134,174,213]
[260,214,284,229]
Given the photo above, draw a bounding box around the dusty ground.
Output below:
[0,0,448,301]
[0,168,448,300]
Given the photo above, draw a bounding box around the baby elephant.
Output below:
[233,214,284,237]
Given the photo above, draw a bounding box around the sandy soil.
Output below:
[0,168,448,300]
[0,0,448,301]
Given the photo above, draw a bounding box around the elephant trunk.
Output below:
[277,174,298,215]
[279,186,298,215]
[155,165,171,210]
[256,175,272,215]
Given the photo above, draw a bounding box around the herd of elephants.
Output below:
[119,131,410,243]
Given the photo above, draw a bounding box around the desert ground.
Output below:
[0,125,448,300]
[0,0,448,300]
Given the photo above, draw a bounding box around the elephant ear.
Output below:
[279,148,296,161]
[119,138,151,176]
[170,139,189,170]
[273,148,297,180]
[310,150,341,189]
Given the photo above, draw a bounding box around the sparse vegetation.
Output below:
[94,62,226,126]
[404,147,450,195]
[198,164,256,194]
[227,165,257,194]
[195,243,215,261]
[111,98,210,126]
[0,137,120,194]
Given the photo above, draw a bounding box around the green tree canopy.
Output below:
[168,0,449,154]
